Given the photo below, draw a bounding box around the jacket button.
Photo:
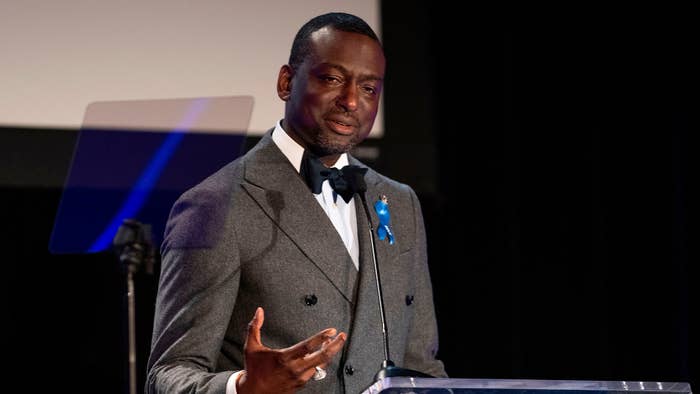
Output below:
[344,364,354,375]
[304,294,318,306]
[405,294,414,306]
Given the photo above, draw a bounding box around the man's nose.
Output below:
[335,84,358,112]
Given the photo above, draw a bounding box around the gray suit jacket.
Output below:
[147,131,446,393]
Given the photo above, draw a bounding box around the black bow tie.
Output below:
[300,151,368,203]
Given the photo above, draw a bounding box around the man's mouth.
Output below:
[326,118,356,135]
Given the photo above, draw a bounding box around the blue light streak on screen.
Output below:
[87,98,210,252]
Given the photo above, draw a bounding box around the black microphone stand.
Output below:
[112,219,155,394]
[355,189,434,381]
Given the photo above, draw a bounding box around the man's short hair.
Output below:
[288,12,381,71]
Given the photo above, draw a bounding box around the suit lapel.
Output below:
[351,158,399,274]
[241,133,358,302]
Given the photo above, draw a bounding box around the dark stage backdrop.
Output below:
[380,2,693,388]
[2,3,693,393]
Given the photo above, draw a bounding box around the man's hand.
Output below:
[236,307,347,394]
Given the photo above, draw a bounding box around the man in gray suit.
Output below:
[147,12,446,394]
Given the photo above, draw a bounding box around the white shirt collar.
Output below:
[271,120,349,173]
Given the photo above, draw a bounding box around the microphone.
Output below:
[347,171,433,381]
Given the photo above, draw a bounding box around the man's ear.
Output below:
[277,65,294,101]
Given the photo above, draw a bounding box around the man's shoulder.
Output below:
[373,170,413,194]
[184,133,271,197]
[162,141,268,247]
[161,158,243,249]
[189,156,245,195]
[351,156,416,198]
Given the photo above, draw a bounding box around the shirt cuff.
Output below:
[225,370,245,394]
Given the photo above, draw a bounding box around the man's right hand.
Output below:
[236,307,347,394]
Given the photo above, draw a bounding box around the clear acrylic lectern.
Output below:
[362,378,692,394]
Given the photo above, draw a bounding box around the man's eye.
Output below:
[322,76,341,84]
[362,85,377,95]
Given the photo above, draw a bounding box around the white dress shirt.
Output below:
[226,122,360,393]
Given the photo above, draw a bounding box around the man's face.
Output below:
[279,27,386,156]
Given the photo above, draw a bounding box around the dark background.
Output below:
[2,3,693,393]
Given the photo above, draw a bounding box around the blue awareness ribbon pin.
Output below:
[373,195,395,245]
